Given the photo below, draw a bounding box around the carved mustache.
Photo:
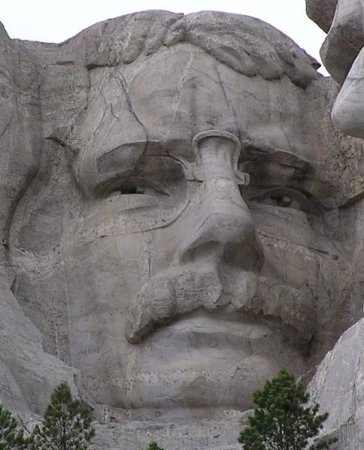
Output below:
[125,267,316,345]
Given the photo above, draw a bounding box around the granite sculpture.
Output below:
[1,10,364,449]
[306,1,364,448]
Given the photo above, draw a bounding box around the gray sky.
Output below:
[1,0,328,74]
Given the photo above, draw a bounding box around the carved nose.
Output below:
[177,131,264,270]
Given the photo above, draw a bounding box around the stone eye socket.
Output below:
[248,188,310,213]
[119,186,145,195]
[115,179,169,197]
[270,194,294,208]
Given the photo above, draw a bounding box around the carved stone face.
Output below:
[22,44,337,413]
[8,30,347,415]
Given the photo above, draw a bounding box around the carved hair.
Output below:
[71,10,320,88]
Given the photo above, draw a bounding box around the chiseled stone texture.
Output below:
[309,319,364,450]
[2,9,364,449]
[0,16,79,418]
[306,2,364,449]
[0,280,79,415]
[306,0,364,85]
[306,0,338,33]
[90,413,247,450]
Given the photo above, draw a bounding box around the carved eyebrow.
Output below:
[241,141,313,173]
[96,142,145,175]
[96,140,169,175]
[239,143,334,201]
[95,138,195,171]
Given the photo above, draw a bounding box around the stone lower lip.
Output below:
[141,313,273,360]
[168,313,270,338]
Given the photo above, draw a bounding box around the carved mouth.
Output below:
[125,266,315,348]
[146,312,273,356]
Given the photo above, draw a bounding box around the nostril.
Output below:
[177,209,264,271]
[180,240,221,264]
[223,239,264,271]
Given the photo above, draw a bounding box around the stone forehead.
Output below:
[49,40,342,205]
[68,49,320,163]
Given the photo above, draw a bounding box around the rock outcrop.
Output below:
[306,1,364,448]
[309,319,364,449]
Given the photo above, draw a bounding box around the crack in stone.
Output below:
[111,72,150,157]
[214,63,241,142]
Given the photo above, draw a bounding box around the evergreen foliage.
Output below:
[32,383,95,450]
[145,442,165,450]
[238,368,335,450]
[0,402,33,450]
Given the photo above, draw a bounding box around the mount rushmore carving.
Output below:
[1,7,364,449]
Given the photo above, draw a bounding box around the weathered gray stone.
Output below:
[305,2,364,448]
[2,9,364,448]
[332,47,364,138]
[0,279,79,415]
[309,320,364,450]
[90,415,246,450]
[306,0,338,33]
[306,0,364,85]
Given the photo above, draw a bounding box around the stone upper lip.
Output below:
[125,266,315,347]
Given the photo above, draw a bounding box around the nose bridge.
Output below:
[176,131,264,269]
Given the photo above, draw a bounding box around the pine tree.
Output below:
[145,442,165,450]
[0,402,33,450]
[238,368,335,450]
[32,383,95,450]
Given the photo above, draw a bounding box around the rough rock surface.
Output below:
[306,2,364,449]
[307,0,364,84]
[306,0,338,33]
[2,9,364,449]
[90,413,247,450]
[0,17,79,417]
[309,320,364,450]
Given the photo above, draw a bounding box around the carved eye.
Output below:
[119,186,146,195]
[116,179,169,197]
[101,156,185,201]
[268,194,300,209]
[249,188,310,213]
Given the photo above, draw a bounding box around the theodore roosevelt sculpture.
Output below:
[1,12,362,432]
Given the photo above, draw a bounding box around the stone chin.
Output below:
[135,323,307,409]
[90,313,308,413]
[124,321,292,413]
[88,268,313,412]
